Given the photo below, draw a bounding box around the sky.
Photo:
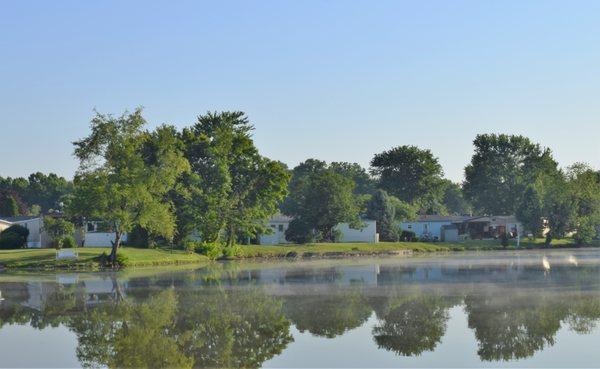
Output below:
[1,0,599,182]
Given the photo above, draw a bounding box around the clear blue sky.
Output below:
[2,0,599,182]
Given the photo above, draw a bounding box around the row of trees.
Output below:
[0,172,72,216]
[1,109,599,258]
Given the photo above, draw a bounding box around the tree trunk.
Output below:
[109,231,122,266]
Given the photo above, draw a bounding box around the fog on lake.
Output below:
[1,249,600,368]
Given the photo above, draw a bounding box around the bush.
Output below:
[500,232,510,248]
[182,239,197,254]
[61,235,77,249]
[0,224,29,249]
[222,245,242,259]
[193,241,223,260]
[400,230,416,242]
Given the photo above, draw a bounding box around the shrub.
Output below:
[182,239,197,254]
[194,241,223,260]
[0,224,29,249]
[223,245,242,259]
[500,232,510,248]
[61,235,77,249]
[400,230,416,242]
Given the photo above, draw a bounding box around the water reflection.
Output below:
[0,250,600,368]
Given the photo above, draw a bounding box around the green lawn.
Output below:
[0,247,209,270]
[236,238,598,259]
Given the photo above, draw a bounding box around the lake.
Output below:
[1,249,599,368]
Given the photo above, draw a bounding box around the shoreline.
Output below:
[1,240,599,272]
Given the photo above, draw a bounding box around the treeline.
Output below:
[1,109,599,260]
[0,173,72,216]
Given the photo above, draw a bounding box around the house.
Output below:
[400,215,523,242]
[75,220,127,248]
[258,215,379,245]
[400,215,473,241]
[0,216,50,248]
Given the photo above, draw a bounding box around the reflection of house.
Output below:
[400,215,523,241]
[258,215,379,245]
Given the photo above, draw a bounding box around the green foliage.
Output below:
[329,162,375,195]
[389,196,418,222]
[516,186,544,238]
[283,160,361,243]
[370,145,445,211]
[464,134,560,215]
[178,112,290,246]
[441,180,472,215]
[43,216,75,248]
[366,189,399,241]
[499,232,509,248]
[0,173,72,213]
[68,109,190,264]
[0,193,20,217]
[0,224,29,249]
[60,235,77,249]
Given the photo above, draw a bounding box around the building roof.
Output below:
[411,215,475,223]
[269,214,293,222]
[0,216,40,223]
[464,215,519,224]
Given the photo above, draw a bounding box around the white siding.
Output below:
[400,221,452,240]
[335,220,378,243]
[259,221,290,245]
[84,232,128,247]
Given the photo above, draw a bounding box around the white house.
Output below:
[400,214,524,241]
[76,220,127,248]
[400,215,472,241]
[0,216,49,248]
[258,215,379,245]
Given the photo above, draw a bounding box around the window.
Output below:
[407,224,412,229]
[278,224,284,232]
[87,223,95,232]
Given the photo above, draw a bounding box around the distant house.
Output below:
[258,215,379,245]
[400,215,473,242]
[400,215,523,242]
[0,216,50,248]
[75,220,127,248]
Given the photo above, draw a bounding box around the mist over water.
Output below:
[1,249,600,368]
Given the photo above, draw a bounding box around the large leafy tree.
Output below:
[370,145,445,210]
[441,180,472,215]
[68,109,189,264]
[516,185,545,238]
[329,162,375,195]
[0,192,21,217]
[464,134,559,215]
[0,174,71,213]
[178,112,290,246]
[566,163,600,244]
[282,160,361,243]
[365,189,398,241]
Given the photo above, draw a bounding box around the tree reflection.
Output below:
[464,293,566,361]
[282,291,372,338]
[68,286,292,369]
[372,295,452,356]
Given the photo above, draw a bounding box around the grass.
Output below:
[236,238,599,259]
[0,247,209,270]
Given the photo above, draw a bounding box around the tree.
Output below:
[178,112,290,247]
[25,172,72,212]
[516,186,544,238]
[330,162,375,195]
[0,194,20,217]
[566,164,600,244]
[283,161,361,243]
[441,180,472,215]
[68,109,189,264]
[370,146,445,210]
[366,189,399,241]
[43,216,75,248]
[464,134,559,215]
[0,224,29,249]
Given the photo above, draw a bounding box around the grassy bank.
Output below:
[0,247,209,270]
[235,238,598,259]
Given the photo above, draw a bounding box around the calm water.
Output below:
[1,249,600,368]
